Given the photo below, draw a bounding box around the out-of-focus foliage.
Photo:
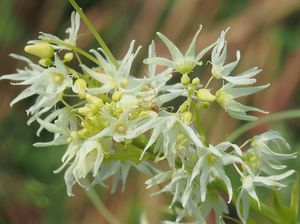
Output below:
[0,0,299,223]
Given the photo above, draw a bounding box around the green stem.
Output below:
[191,101,209,146]
[86,188,122,224]
[227,109,300,142]
[44,39,99,65]
[222,214,242,224]
[69,0,119,68]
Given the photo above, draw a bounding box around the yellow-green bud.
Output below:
[178,98,191,113]
[78,106,90,115]
[64,52,74,62]
[181,111,193,125]
[24,42,54,59]
[112,91,123,102]
[181,74,190,85]
[187,86,194,94]
[120,79,128,88]
[86,93,104,107]
[197,89,216,103]
[67,136,73,144]
[74,79,87,99]
[192,77,200,86]
[38,58,52,67]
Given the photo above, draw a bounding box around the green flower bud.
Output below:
[38,58,52,67]
[181,74,190,85]
[74,79,87,99]
[78,106,90,115]
[181,111,193,125]
[24,42,54,59]
[192,77,200,86]
[197,89,216,103]
[178,98,191,113]
[64,52,74,62]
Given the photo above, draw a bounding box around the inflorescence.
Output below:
[1,12,296,224]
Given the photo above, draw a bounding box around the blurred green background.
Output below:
[0,0,300,223]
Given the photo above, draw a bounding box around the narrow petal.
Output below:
[156,32,183,60]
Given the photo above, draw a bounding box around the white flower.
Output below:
[33,107,77,147]
[144,26,215,74]
[211,29,261,85]
[216,83,269,121]
[236,170,295,223]
[1,54,72,123]
[146,168,207,224]
[243,130,297,175]
[81,41,143,94]
[33,11,80,49]
[139,112,204,165]
[90,108,157,143]
[63,139,106,196]
[189,142,243,202]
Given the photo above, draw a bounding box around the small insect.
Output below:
[151,104,160,113]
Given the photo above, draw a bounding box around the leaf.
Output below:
[290,174,299,223]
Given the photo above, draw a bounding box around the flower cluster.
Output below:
[1,12,296,224]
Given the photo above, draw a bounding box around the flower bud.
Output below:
[74,79,87,99]
[192,77,200,86]
[24,42,54,59]
[112,91,123,102]
[178,98,191,113]
[85,93,104,107]
[181,74,190,85]
[76,128,89,139]
[38,58,52,67]
[197,89,216,103]
[181,111,193,125]
[78,106,90,115]
[64,52,74,62]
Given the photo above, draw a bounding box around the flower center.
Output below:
[114,122,127,134]
[175,58,196,75]
[52,72,65,85]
